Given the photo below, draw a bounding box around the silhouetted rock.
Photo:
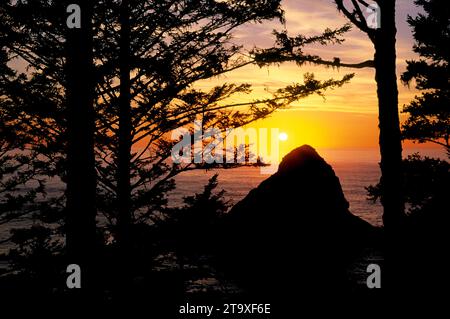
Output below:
[216,145,378,299]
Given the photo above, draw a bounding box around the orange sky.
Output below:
[194,0,436,154]
[9,0,437,158]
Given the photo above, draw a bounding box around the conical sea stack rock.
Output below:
[216,145,377,297]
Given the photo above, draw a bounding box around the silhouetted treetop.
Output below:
[401,0,450,152]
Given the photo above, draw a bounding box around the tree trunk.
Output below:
[65,0,97,289]
[373,0,405,230]
[118,0,132,251]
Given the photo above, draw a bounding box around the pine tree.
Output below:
[401,0,450,154]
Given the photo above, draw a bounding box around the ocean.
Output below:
[171,148,385,227]
[0,147,445,255]
[171,147,446,227]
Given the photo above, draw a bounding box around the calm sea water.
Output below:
[171,147,446,227]
[171,148,384,227]
[0,147,445,255]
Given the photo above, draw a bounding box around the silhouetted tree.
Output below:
[1,1,353,301]
[0,1,69,300]
[166,174,230,282]
[0,1,67,247]
[368,0,450,225]
[93,0,353,249]
[0,47,40,227]
[401,0,450,155]
[64,0,98,291]
[368,154,448,212]
[333,0,405,229]
[116,0,133,267]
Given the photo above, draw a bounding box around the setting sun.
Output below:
[279,132,289,141]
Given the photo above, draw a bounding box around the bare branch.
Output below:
[335,0,376,40]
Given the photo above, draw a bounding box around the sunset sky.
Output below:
[195,0,431,155]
